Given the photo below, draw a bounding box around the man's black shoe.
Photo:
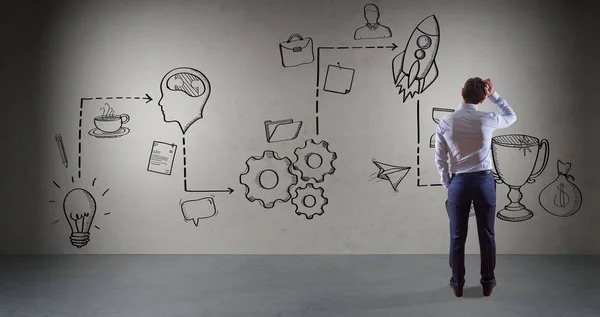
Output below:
[449,283,463,297]
[483,280,496,297]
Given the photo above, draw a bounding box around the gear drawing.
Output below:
[293,139,337,183]
[239,150,298,209]
[292,183,328,219]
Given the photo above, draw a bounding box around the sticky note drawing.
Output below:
[324,64,355,95]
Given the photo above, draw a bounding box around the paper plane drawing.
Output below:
[372,159,411,192]
[392,14,440,102]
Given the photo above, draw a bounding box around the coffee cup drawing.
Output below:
[94,114,130,133]
[89,103,131,138]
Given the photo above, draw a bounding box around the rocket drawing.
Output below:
[392,15,440,102]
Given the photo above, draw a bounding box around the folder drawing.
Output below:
[264,119,303,143]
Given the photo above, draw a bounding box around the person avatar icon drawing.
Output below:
[159,67,211,134]
[354,4,392,40]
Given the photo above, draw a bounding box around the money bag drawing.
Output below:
[538,160,582,217]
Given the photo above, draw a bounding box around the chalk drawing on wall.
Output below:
[180,196,218,226]
[293,139,337,183]
[88,103,130,138]
[324,63,356,95]
[492,134,549,222]
[265,119,303,143]
[539,160,582,217]
[416,101,443,187]
[147,141,177,176]
[354,4,392,40]
[370,159,411,193]
[445,199,475,218]
[159,67,211,134]
[55,134,68,168]
[292,183,328,219]
[430,107,454,148]
[238,139,338,218]
[279,33,315,68]
[392,14,440,102]
[240,150,299,209]
[50,177,110,248]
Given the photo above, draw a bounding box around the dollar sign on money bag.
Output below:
[538,160,582,217]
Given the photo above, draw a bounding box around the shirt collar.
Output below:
[458,103,477,111]
[366,23,380,30]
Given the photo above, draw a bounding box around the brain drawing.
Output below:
[166,72,206,97]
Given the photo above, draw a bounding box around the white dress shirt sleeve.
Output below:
[434,121,450,189]
[485,91,517,129]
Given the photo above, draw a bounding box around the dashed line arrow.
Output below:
[77,95,152,179]
[181,136,234,194]
[318,43,398,51]
[314,43,397,135]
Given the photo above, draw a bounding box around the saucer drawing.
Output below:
[89,127,130,138]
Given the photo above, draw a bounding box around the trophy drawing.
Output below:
[491,134,549,222]
[430,107,455,148]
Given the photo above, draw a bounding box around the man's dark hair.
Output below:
[462,77,487,104]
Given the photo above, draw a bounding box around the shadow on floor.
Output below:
[307,284,487,312]
[462,286,485,299]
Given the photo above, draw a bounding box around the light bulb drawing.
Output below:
[63,188,96,248]
[49,176,111,249]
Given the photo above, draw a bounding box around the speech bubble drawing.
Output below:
[180,197,218,226]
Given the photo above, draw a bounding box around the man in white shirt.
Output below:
[434,77,517,297]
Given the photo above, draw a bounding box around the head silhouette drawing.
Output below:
[364,4,380,24]
[159,67,211,134]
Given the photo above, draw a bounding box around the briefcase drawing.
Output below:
[279,34,314,68]
[264,119,303,143]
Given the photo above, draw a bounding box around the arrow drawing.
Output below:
[184,182,234,194]
[314,43,396,135]
[77,94,153,179]
[181,136,234,194]
[316,43,397,88]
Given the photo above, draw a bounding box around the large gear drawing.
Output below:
[292,183,328,219]
[293,139,337,183]
[240,150,298,209]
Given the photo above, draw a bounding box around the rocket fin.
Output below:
[407,61,420,89]
[392,50,405,84]
[422,60,439,92]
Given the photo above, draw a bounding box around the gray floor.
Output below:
[1,255,599,317]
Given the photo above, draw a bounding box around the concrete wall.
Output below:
[1,0,599,254]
